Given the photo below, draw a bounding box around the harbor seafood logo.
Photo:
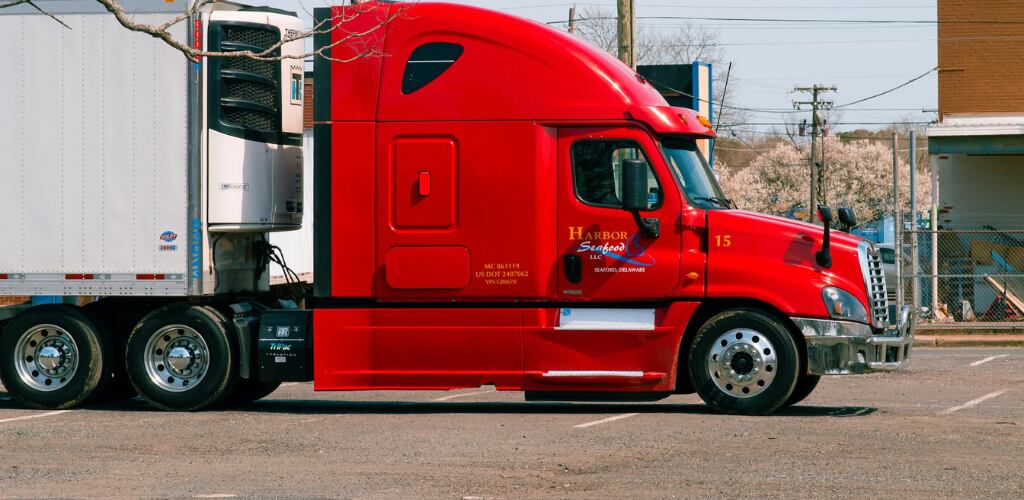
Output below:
[160,231,178,242]
[569,227,655,270]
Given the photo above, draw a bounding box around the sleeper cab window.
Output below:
[571,140,661,210]
[402,42,464,94]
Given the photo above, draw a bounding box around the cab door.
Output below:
[557,127,682,299]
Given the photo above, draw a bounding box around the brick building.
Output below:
[928,0,1024,230]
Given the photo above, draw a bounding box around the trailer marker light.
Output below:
[0,274,7,280]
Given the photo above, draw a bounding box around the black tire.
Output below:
[688,308,800,415]
[83,301,151,402]
[0,305,111,409]
[225,378,281,405]
[783,373,821,408]
[125,304,237,411]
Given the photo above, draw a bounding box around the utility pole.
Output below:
[793,84,836,224]
[617,0,635,68]
[567,5,577,34]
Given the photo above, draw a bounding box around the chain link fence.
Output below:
[899,228,1024,325]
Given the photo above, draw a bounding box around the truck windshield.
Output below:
[660,137,731,210]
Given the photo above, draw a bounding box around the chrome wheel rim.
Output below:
[144,325,209,392]
[15,325,79,392]
[708,328,778,399]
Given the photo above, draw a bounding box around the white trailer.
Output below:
[0,0,305,410]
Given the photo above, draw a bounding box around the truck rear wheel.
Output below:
[0,305,111,409]
[688,309,799,415]
[125,304,237,411]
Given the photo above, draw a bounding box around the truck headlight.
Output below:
[821,286,869,324]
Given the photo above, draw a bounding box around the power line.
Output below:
[511,3,934,11]
[833,67,938,108]
[551,16,1024,26]
[659,35,1024,47]
[722,121,933,126]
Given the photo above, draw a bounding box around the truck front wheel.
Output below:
[0,305,111,409]
[688,309,800,415]
[125,304,237,411]
[783,373,821,408]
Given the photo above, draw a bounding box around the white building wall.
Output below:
[937,153,1024,229]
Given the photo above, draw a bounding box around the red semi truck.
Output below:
[0,1,912,414]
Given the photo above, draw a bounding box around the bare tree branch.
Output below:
[0,0,407,63]
[574,7,748,128]
[11,0,72,29]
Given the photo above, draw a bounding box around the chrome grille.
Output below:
[865,247,889,327]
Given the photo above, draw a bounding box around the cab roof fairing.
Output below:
[348,1,706,125]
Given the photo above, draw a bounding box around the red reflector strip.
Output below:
[136,274,167,280]
[0,274,7,279]
[65,274,95,280]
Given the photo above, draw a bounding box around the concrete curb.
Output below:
[914,335,1024,348]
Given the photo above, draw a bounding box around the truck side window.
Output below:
[571,140,661,209]
[402,42,464,94]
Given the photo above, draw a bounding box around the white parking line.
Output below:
[434,389,494,402]
[574,413,640,428]
[0,410,71,424]
[968,355,1009,367]
[279,382,302,387]
[938,390,1008,415]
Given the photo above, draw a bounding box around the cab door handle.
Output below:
[564,254,582,284]
[417,171,431,197]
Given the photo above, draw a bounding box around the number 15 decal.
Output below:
[714,234,732,247]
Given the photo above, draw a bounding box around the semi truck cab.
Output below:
[0,0,912,415]
[300,1,913,414]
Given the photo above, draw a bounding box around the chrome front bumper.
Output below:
[792,306,913,375]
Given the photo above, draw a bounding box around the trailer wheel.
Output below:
[0,305,111,409]
[83,300,154,402]
[126,304,237,411]
[783,373,820,408]
[688,308,799,415]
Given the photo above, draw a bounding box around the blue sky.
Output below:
[281,1,939,133]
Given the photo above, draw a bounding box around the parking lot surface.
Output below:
[2,347,1023,498]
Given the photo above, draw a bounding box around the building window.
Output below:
[402,42,464,94]
[571,140,661,209]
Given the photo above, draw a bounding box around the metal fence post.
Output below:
[910,131,919,313]
[930,147,939,318]
[893,134,902,312]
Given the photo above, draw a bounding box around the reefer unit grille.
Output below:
[208,22,281,137]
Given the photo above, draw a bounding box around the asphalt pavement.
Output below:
[1,348,1023,498]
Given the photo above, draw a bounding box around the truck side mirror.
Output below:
[838,207,857,232]
[620,159,660,239]
[817,205,833,224]
[621,159,648,212]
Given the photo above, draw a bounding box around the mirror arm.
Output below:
[631,210,660,239]
[815,220,833,268]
